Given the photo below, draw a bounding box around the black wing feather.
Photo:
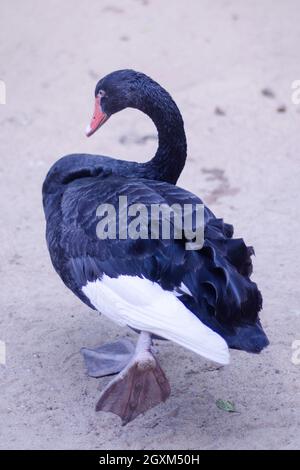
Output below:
[43,161,267,353]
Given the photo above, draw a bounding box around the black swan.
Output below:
[42,70,268,424]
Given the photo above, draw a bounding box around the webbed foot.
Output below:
[81,338,135,378]
[95,332,171,424]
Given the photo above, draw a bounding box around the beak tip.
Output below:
[85,125,92,137]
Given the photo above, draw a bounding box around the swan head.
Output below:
[86,69,158,137]
[86,69,144,137]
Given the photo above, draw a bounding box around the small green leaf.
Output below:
[216,399,236,413]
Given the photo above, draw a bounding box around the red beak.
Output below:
[86,95,109,137]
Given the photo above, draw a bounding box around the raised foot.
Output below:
[96,348,171,425]
[81,338,135,378]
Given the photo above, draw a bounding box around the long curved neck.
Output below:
[43,79,187,202]
[134,81,187,184]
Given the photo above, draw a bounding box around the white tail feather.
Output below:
[82,275,230,365]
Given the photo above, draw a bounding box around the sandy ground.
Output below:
[0,0,300,450]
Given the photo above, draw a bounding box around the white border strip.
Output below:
[0,340,6,365]
[0,80,6,104]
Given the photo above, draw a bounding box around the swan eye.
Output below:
[98,89,106,98]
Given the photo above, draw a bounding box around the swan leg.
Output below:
[95,332,171,425]
[81,338,135,378]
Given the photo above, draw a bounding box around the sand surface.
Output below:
[0,0,299,450]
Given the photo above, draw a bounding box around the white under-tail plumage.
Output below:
[82,274,230,365]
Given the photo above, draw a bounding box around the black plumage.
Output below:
[43,70,268,355]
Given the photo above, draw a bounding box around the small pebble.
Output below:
[277,105,286,113]
[214,106,226,116]
[261,88,275,98]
